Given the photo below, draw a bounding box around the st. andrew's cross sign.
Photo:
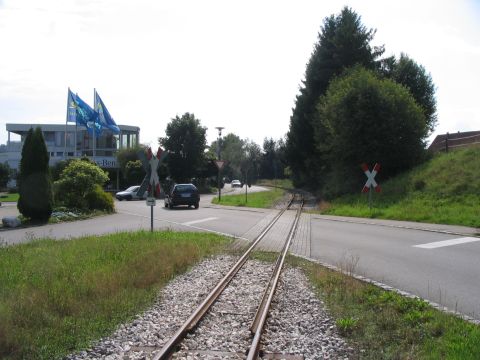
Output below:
[137,147,168,198]
[361,163,381,193]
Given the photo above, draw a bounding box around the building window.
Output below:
[44,132,55,143]
[56,152,63,156]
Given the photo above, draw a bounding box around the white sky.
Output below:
[1,0,479,148]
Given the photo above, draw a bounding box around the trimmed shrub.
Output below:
[85,184,114,212]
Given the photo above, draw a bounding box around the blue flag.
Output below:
[66,89,101,136]
[94,91,120,134]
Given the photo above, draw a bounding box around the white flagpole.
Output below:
[93,88,96,163]
[64,88,69,159]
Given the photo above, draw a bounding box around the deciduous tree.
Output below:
[159,113,207,183]
[316,67,427,197]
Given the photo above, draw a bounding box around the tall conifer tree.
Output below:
[17,127,53,221]
[286,7,383,188]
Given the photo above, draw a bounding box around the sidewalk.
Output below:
[311,214,479,237]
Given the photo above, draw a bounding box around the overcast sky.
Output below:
[1,0,479,148]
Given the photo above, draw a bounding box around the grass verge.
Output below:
[289,255,480,359]
[212,187,286,208]
[0,193,19,202]
[0,230,229,359]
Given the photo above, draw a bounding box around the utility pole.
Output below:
[215,126,224,202]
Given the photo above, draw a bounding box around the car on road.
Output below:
[115,186,147,201]
[231,179,242,188]
[164,183,200,209]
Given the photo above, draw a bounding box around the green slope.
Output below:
[321,147,480,228]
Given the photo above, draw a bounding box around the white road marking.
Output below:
[182,217,218,226]
[414,237,480,249]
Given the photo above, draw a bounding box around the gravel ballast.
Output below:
[66,255,352,360]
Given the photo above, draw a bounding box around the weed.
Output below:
[336,317,358,335]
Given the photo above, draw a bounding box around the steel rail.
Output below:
[153,194,295,360]
[247,195,304,360]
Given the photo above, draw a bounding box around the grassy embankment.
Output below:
[0,231,229,360]
[211,179,293,208]
[320,147,480,227]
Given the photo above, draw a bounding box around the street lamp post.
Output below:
[215,126,224,202]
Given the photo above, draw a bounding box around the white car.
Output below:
[115,186,147,201]
[231,180,242,188]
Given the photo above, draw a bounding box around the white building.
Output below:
[0,123,140,188]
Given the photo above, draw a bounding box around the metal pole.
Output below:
[215,127,224,202]
[150,187,154,232]
[369,184,372,209]
[218,171,221,202]
[151,205,154,232]
[245,169,248,203]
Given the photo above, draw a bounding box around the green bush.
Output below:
[85,184,114,212]
[54,159,110,211]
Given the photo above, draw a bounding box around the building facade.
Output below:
[1,123,140,189]
[428,130,480,153]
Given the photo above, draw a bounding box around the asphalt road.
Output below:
[1,186,479,321]
[0,185,271,246]
[310,216,480,321]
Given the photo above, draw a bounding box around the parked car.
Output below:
[164,183,200,209]
[231,179,242,188]
[115,186,147,201]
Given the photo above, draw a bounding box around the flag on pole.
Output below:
[94,91,120,134]
[66,89,101,136]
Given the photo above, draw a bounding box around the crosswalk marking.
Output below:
[414,237,480,249]
[182,217,218,226]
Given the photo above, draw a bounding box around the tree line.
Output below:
[116,113,288,191]
[286,7,436,198]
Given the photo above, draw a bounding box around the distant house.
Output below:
[428,130,480,153]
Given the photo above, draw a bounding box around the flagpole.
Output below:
[93,88,96,163]
[64,88,69,160]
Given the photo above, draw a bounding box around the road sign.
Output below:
[146,197,156,206]
[214,160,226,170]
[361,163,381,193]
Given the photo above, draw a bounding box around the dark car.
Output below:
[164,183,200,209]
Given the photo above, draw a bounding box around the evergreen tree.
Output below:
[286,7,383,189]
[17,127,53,221]
[0,162,11,188]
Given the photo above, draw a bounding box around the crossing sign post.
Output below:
[361,163,381,208]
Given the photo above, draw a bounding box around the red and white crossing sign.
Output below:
[214,160,226,170]
[361,163,381,193]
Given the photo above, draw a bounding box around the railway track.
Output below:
[154,193,305,360]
